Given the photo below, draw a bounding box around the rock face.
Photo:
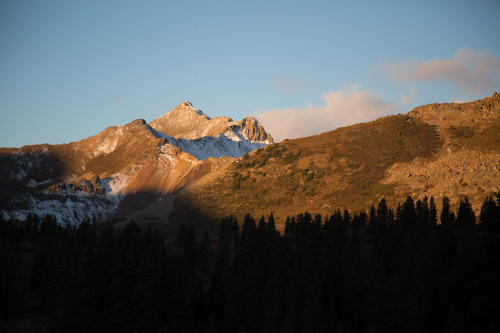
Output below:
[237,116,273,143]
[47,175,106,196]
[0,102,274,225]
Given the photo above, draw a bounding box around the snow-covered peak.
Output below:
[147,101,274,158]
[149,102,274,145]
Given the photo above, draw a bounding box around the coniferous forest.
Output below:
[1,195,500,332]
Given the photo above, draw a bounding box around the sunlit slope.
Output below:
[177,93,500,227]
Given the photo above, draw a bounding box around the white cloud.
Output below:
[255,86,409,142]
[380,47,500,93]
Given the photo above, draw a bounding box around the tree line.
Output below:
[1,194,499,332]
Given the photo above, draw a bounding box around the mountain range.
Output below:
[1,94,499,232]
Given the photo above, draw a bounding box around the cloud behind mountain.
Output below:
[254,86,409,142]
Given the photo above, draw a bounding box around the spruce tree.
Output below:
[368,205,377,231]
[440,196,455,225]
[429,196,438,225]
[456,196,475,226]
[480,196,499,232]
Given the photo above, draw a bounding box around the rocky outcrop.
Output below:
[47,175,106,196]
[383,151,500,212]
[236,116,274,143]
[410,92,500,127]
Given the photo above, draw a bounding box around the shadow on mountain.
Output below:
[111,190,222,242]
[0,147,223,241]
[0,152,65,211]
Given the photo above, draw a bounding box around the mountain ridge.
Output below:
[1,94,499,230]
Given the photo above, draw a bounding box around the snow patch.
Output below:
[101,173,130,196]
[27,179,52,188]
[163,135,266,160]
[11,151,48,169]
[15,169,27,180]
[2,172,130,226]
[154,127,269,160]
[2,195,114,226]
[93,128,123,156]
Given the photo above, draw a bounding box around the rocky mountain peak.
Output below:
[149,102,273,143]
[148,102,211,138]
[170,101,210,119]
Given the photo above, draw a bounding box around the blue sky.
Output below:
[1,0,499,146]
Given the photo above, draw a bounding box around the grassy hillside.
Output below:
[176,94,500,229]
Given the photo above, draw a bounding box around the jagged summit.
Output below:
[237,116,274,143]
[149,102,211,139]
[149,102,274,143]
